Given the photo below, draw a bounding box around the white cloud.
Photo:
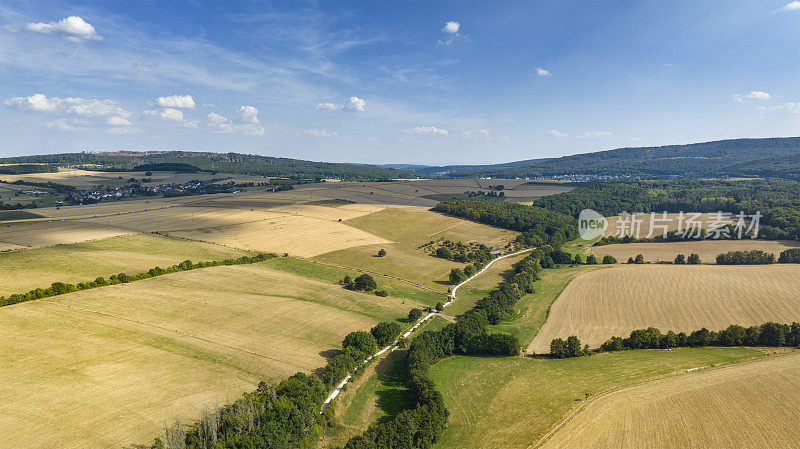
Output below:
[315,102,340,111]
[535,67,552,76]
[497,136,511,143]
[159,108,184,122]
[156,94,195,109]
[237,105,260,124]
[107,116,131,126]
[757,102,800,114]
[782,1,800,11]
[301,129,338,137]
[734,91,771,102]
[461,129,490,139]
[46,118,86,131]
[206,112,264,135]
[184,121,199,129]
[24,16,102,43]
[548,129,568,138]
[5,94,130,118]
[408,125,448,136]
[442,21,460,34]
[577,131,613,139]
[107,127,141,135]
[345,96,366,112]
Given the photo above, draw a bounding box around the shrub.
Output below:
[374,289,388,297]
[634,254,645,264]
[586,254,598,264]
[778,248,800,263]
[408,308,423,322]
[449,268,466,285]
[350,274,377,291]
[435,301,445,311]
[602,255,617,264]
[377,248,387,257]
[674,254,686,264]
[687,253,701,264]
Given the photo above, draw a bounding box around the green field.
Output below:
[430,348,763,449]
[0,210,44,220]
[263,257,445,308]
[0,233,249,297]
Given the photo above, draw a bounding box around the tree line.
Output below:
[532,179,800,241]
[432,199,578,247]
[0,253,276,307]
[550,321,800,358]
[0,164,59,174]
[716,249,800,265]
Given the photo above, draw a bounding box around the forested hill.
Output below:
[413,137,800,179]
[0,151,421,181]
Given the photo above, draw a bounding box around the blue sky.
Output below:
[1,1,800,165]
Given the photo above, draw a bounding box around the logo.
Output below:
[578,209,607,241]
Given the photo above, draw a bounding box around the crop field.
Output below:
[0,261,420,448]
[313,206,517,290]
[0,233,247,296]
[0,218,133,248]
[530,264,800,353]
[602,213,738,238]
[587,239,800,263]
[430,347,761,449]
[0,169,229,188]
[539,352,800,449]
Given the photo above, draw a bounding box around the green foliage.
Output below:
[432,199,577,247]
[716,250,776,265]
[374,289,388,297]
[371,321,404,347]
[449,268,466,285]
[0,253,276,307]
[343,331,379,355]
[674,254,686,264]
[778,248,800,263]
[634,254,645,264]
[408,308,424,322]
[687,253,701,264]
[377,248,387,257]
[602,255,617,264]
[550,335,584,358]
[435,301,445,312]
[585,255,598,265]
[0,164,58,174]
[347,274,377,292]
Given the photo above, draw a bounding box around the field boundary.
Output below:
[300,258,447,296]
[528,348,796,449]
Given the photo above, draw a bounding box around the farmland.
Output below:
[430,347,762,449]
[587,239,800,263]
[0,233,247,296]
[0,260,424,448]
[538,352,800,449]
[530,264,800,353]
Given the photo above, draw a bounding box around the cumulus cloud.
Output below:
[206,110,264,135]
[757,102,800,114]
[5,94,130,118]
[577,131,613,139]
[24,16,102,43]
[782,1,800,11]
[408,125,448,136]
[107,116,131,126]
[734,91,771,102]
[442,21,461,34]
[156,94,195,109]
[107,127,141,135]
[46,118,86,131]
[344,96,366,112]
[535,67,552,76]
[237,105,260,123]
[548,129,568,138]
[184,121,199,129]
[461,129,490,139]
[159,108,184,122]
[315,102,340,111]
[301,129,338,137]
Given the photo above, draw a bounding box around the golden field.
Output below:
[530,264,800,353]
[587,239,800,263]
[538,352,800,449]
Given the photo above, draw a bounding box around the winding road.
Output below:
[320,247,533,412]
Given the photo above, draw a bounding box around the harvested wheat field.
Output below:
[538,352,800,449]
[0,234,247,296]
[530,264,800,353]
[0,219,133,248]
[0,262,416,448]
[588,239,800,263]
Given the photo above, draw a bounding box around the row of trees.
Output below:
[432,199,578,247]
[434,241,494,264]
[0,163,58,174]
[715,248,800,265]
[0,253,276,307]
[340,252,547,448]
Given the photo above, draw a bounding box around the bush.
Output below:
[408,308,423,322]
[716,250,775,265]
[377,248,387,257]
[602,255,617,264]
[687,253,701,264]
[435,301,445,312]
[778,248,800,263]
[627,257,635,264]
[586,254,598,264]
[674,254,686,264]
[374,289,388,297]
[464,264,477,276]
[634,254,645,264]
[349,274,377,291]
[449,268,466,285]
[370,321,403,346]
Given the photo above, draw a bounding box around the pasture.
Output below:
[0,233,247,297]
[587,239,800,263]
[430,347,761,449]
[530,264,800,353]
[0,261,421,448]
[313,206,517,290]
[538,352,800,449]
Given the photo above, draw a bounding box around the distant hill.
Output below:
[413,137,800,179]
[0,151,421,181]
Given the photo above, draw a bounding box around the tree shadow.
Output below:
[372,350,414,423]
[433,280,453,286]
